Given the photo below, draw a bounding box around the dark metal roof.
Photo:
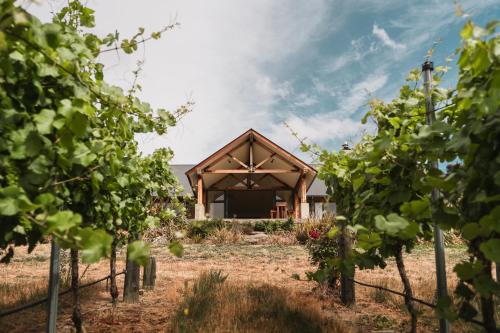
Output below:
[171,164,195,196]
[306,164,327,196]
[307,177,328,196]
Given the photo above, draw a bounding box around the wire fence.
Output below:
[349,277,484,327]
[0,271,125,318]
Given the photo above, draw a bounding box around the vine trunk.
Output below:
[395,247,417,333]
[70,249,83,333]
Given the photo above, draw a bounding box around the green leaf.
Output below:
[9,50,24,62]
[454,261,483,281]
[326,226,339,238]
[25,131,44,157]
[44,23,61,48]
[435,296,458,321]
[400,199,430,219]
[168,240,184,257]
[473,192,500,203]
[38,64,60,77]
[352,176,365,192]
[35,193,56,206]
[0,198,18,216]
[388,190,411,205]
[145,216,160,229]
[34,109,56,134]
[471,44,491,74]
[461,223,480,240]
[479,239,500,262]
[357,232,382,250]
[69,112,89,137]
[460,21,473,40]
[72,143,96,167]
[374,214,410,236]
[127,240,150,265]
[79,228,112,263]
[365,166,381,175]
[45,211,82,234]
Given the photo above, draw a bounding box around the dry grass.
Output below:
[0,239,480,333]
[171,270,348,333]
[264,231,299,245]
[206,228,243,244]
[0,280,48,309]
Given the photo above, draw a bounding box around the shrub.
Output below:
[305,217,341,290]
[187,219,225,239]
[254,218,294,234]
[207,228,242,244]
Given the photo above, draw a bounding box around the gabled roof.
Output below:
[185,129,317,193]
[172,164,328,196]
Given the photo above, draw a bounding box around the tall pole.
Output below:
[46,239,60,333]
[422,60,449,333]
[339,142,355,306]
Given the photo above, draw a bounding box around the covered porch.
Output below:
[185,129,317,220]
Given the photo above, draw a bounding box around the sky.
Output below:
[27,0,500,163]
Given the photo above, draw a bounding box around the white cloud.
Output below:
[268,113,366,160]
[28,0,333,163]
[269,71,386,159]
[372,24,406,50]
[338,71,388,114]
[255,77,292,101]
[324,36,378,73]
[293,93,319,107]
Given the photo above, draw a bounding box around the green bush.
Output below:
[306,219,340,290]
[254,218,294,234]
[187,219,226,239]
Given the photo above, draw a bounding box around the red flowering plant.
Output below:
[309,229,321,239]
[305,215,341,291]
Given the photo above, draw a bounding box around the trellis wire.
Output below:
[0,271,125,318]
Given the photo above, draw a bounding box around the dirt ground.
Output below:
[0,239,471,333]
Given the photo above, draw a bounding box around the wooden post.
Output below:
[300,175,307,203]
[197,175,203,205]
[143,256,156,290]
[339,220,355,306]
[123,236,141,303]
[293,191,300,219]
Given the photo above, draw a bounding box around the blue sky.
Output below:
[28,0,500,163]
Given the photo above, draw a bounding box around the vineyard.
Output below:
[0,1,499,333]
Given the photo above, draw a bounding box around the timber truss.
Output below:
[185,129,317,216]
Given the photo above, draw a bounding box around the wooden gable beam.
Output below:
[230,174,249,188]
[204,169,299,174]
[205,140,248,170]
[253,140,299,170]
[209,174,231,189]
[254,153,276,170]
[227,153,249,170]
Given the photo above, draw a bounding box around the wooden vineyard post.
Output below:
[143,257,157,290]
[339,219,355,306]
[123,236,141,303]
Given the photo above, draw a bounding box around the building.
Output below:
[171,129,333,220]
